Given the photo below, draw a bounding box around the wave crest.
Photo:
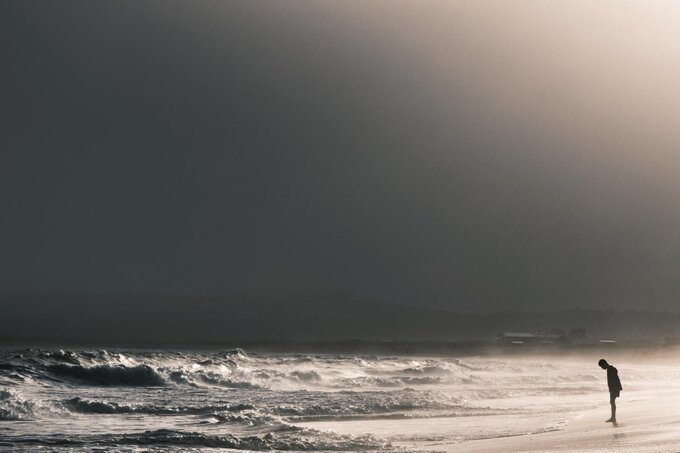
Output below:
[2,428,388,451]
[0,389,62,421]
[63,397,256,415]
[46,364,165,386]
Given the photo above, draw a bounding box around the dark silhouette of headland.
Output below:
[3,292,680,349]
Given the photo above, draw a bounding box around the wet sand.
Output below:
[301,387,680,452]
[437,389,680,452]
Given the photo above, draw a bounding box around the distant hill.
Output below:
[2,293,680,346]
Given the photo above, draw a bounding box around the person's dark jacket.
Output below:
[607,365,623,392]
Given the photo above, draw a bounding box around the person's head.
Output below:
[598,359,609,369]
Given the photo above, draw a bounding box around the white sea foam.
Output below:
[2,349,680,452]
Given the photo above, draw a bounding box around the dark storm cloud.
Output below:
[2,1,680,311]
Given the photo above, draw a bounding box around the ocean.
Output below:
[1,348,676,452]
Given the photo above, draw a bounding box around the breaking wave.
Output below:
[63,397,255,415]
[2,428,388,451]
[0,390,33,421]
[338,375,444,387]
[271,389,472,421]
[0,347,617,452]
[401,364,453,376]
[46,364,165,387]
[167,369,263,389]
[0,389,61,421]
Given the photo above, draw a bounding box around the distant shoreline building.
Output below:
[497,332,571,346]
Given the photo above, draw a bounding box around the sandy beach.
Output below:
[298,361,680,453]
[424,389,680,452]
[4,350,680,452]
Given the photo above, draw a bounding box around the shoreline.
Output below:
[437,389,680,452]
[299,387,680,453]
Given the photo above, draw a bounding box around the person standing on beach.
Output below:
[598,359,622,422]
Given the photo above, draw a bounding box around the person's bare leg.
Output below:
[606,395,616,422]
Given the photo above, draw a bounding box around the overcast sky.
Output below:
[2,1,680,311]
